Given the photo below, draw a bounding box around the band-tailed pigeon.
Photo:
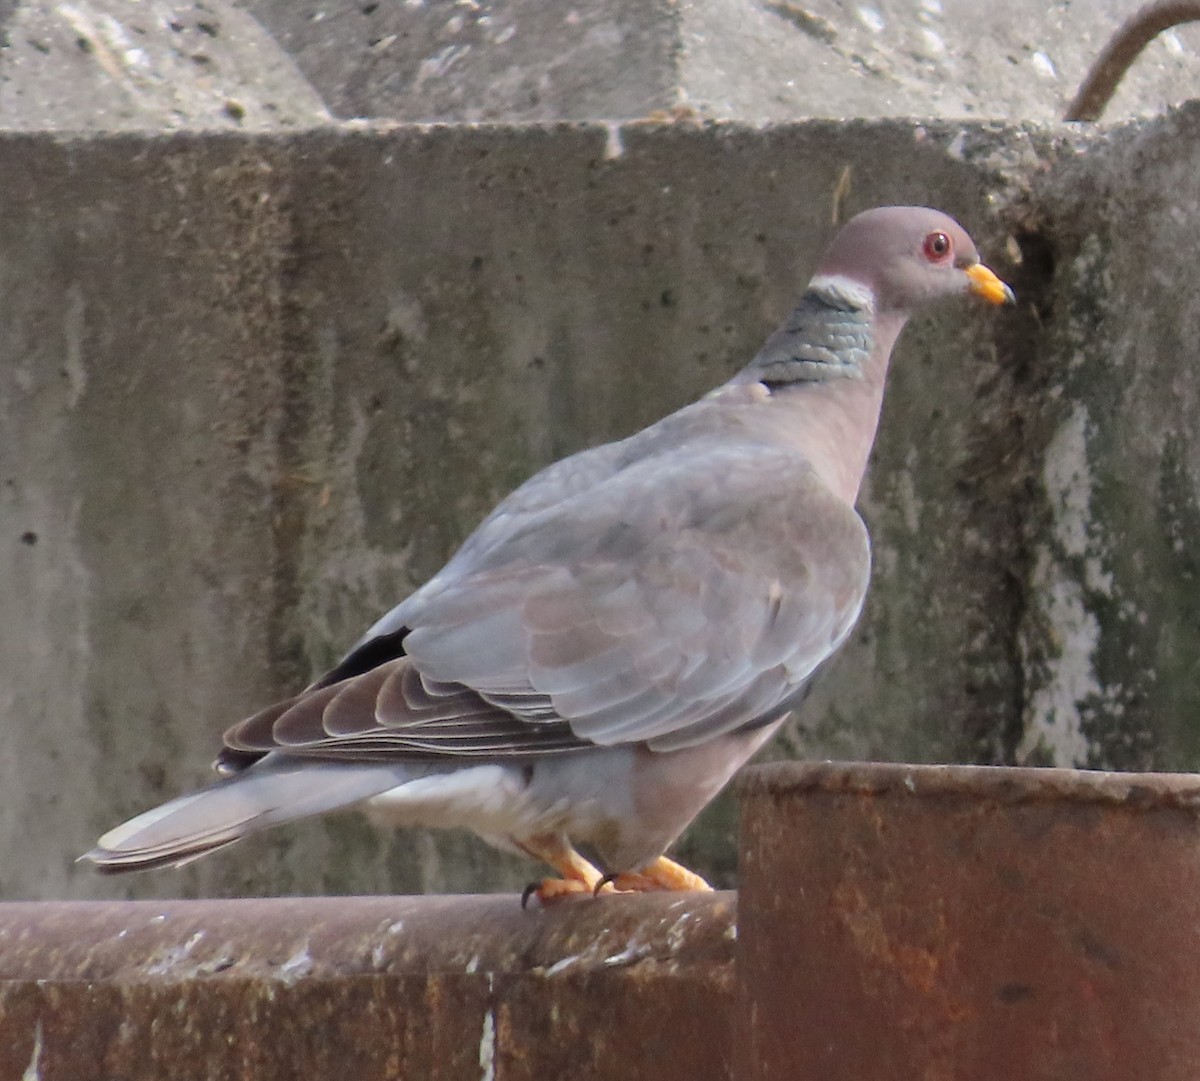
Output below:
[84,206,1013,902]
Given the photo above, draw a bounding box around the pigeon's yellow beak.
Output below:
[966,262,1016,305]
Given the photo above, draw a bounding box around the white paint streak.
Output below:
[278,943,313,984]
[602,942,650,967]
[22,1020,42,1081]
[665,911,693,951]
[543,954,580,976]
[479,973,496,1081]
[144,930,205,976]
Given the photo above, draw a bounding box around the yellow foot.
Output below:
[523,876,615,908]
[607,856,714,893]
[517,833,612,908]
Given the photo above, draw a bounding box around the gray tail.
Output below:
[81,761,409,873]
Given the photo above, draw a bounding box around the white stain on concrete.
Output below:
[1043,405,1092,559]
[1043,404,1113,594]
[1030,51,1057,79]
[412,44,470,92]
[603,122,625,161]
[1020,552,1100,766]
[919,28,946,56]
[856,7,885,32]
[944,129,967,161]
[1020,404,1112,766]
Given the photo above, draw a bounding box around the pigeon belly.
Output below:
[361,749,641,862]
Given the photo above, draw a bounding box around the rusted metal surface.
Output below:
[736,760,1200,1081]
[0,892,734,1081]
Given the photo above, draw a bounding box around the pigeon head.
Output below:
[814,206,1015,314]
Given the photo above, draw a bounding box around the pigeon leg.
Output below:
[607,855,714,893]
[518,834,614,906]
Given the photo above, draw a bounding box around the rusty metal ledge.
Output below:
[0,892,734,1081]
[0,891,734,982]
[736,760,1200,1081]
[738,758,1200,809]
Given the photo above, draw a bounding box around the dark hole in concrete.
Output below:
[1013,229,1057,322]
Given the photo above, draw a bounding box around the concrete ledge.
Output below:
[0,893,734,1080]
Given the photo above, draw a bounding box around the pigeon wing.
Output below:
[224,440,869,761]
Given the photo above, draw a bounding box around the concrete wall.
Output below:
[0,118,1050,900]
[244,0,1200,124]
[2,1,1200,129]
[1015,105,1200,771]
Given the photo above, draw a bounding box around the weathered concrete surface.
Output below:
[737,761,1200,1080]
[0,892,734,1080]
[678,0,1200,122]
[0,133,296,901]
[1008,101,1200,770]
[1,1,1199,130]
[245,0,1200,123]
[0,119,1062,901]
[0,0,328,129]
[250,0,679,124]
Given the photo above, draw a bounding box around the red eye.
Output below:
[923,231,952,262]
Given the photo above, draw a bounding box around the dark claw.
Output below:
[520,882,540,909]
[593,872,619,897]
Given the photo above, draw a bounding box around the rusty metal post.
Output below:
[735,760,1200,1081]
[0,892,734,1081]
